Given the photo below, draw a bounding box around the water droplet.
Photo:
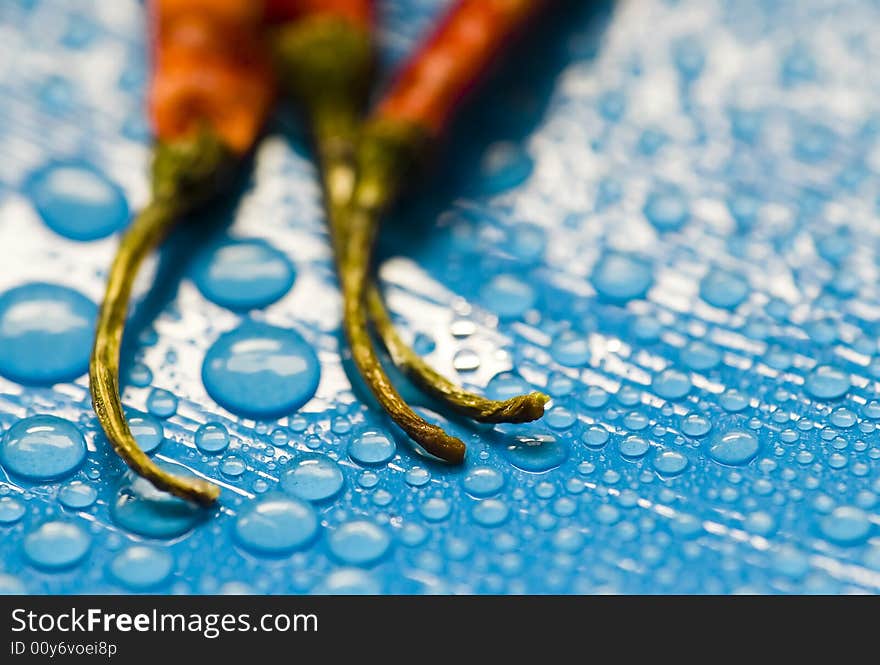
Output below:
[619,435,650,459]
[653,449,688,476]
[420,497,451,522]
[582,425,609,448]
[681,341,721,371]
[0,497,25,524]
[681,413,711,437]
[508,222,546,263]
[550,330,590,366]
[220,455,247,478]
[819,506,872,546]
[590,252,654,302]
[0,574,26,594]
[110,546,174,589]
[146,388,178,419]
[546,406,576,430]
[313,569,382,594]
[194,422,230,454]
[699,269,749,309]
[349,429,396,465]
[0,415,86,481]
[472,499,510,527]
[0,283,97,385]
[804,366,850,400]
[234,497,318,555]
[503,432,568,472]
[405,467,430,487]
[202,322,321,419]
[329,521,391,565]
[644,186,688,231]
[486,372,530,400]
[708,430,759,466]
[281,454,344,502]
[58,481,97,510]
[452,348,481,373]
[192,238,296,311]
[463,467,505,497]
[127,411,163,453]
[110,465,204,538]
[480,273,536,319]
[478,141,533,193]
[652,369,692,400]
[25,162,128,241]
[127,362,153,387]
[23,521,90,570]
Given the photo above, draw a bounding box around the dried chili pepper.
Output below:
[269,1,547,464]
[337,0,549,462]
[89,0,275,506]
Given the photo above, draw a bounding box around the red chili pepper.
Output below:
[264,0,372,27]
[376,0,541,136]
[149,0,275,153]
[90,1,277,507]
[335,0,550,463]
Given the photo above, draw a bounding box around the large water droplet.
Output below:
[503,432,568,472]
[192,238,296,311]
[202,322,321,419]
[23,521,91,570]
[0,415,86,481]
[590,252,654,302]
[234,497,318,555]
[644,186,688,231]
[463,466,505,497]
[281,454,344,502]
[819,506,872,546]
[699,269,749,309]
[194,422,230,454]
[804,366,850,400]
[0,283,97,385]
[479,273,536,319]
[349,430,396,465]
[127,411,163,454]
[110,466,204,539]
[110,546,174,589]
[328,521,391,565]
[708,430,759,466]
[25,162,129,241]
[0,497,25,524]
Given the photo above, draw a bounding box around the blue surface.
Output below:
[0,0,880,594]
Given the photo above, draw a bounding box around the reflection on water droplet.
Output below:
[453,349,481,372]
[110,546,174,589]
[329,521,391,565]
[708,430,759,466]
[234,497,318,555]
[23,521,91,569]
[127,411,163,453]
[25,162,129,241]
[313,569,382,594]
[472,499,510,527]
[804,366,850,400]
[0,283,97,385]
[503,432,568,472]
[480,273,536,319]
[194,422,229,453]
[58,481,97,510]
[281,454,344,502]
[820,506,871,546]
[110,466,204,539]
[349,430,396,465]
[590,252,654,302]
[192,238,296,312]
[0,415,86,481]
[202,323,320,419]
[0,497,25,524]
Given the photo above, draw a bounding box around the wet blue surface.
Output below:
[1,0,880,594]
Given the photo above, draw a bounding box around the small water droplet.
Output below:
[234,497,318,555]
[194,422,230,454]
[503,432,568,472]
[281,454,344,502]
[472,499,510,527]
[23,521,91,570]
[0,415,86,481]
[349,430,396,465]
[590,252,654,302]
[328,521,391,565]
[804,366,850,400]
[708,430,759,466]
[110,546,174,589]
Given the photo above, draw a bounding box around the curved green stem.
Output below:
[89,130,232,506]
[90,201,220,506]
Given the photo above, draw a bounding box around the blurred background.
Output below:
[0,0,879,594]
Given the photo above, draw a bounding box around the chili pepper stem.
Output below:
[89,130,232,506]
